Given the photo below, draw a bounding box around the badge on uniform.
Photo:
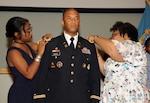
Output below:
[82,63,86,68]
[52,47,61,58]
[81,47,91,54]
[77,42,81,48]
[56,61,63,68]
[51,62,56,68]
[82,63,90,70]
[87,64,90,70]
[63,42,68,48]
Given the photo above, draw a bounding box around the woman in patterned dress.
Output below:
[87,22,149,103]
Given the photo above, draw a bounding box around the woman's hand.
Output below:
[37,33,53,44]
[86,35,95,43]
[37,40,46,56]
[42,33,53,42]
[36,33,53,56]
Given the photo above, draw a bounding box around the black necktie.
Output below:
[70,37,74,50]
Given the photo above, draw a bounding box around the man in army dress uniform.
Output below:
[34,8,100,103]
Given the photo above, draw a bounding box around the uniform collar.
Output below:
[64,31,78,48]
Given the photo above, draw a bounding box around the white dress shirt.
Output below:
[64,31,78,49]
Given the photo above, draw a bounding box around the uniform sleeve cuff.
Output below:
[33,94,46,99]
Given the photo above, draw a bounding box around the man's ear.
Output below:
[61,20,64,27]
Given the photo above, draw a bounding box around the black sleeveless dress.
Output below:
[6,44,36,103]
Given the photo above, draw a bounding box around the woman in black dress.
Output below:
[5,17,50,103]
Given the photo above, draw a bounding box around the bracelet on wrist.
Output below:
[34,55,42,62]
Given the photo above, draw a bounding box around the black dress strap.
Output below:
[6,43,36,64]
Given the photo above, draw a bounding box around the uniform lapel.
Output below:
[59,35,84,55]
[59,34,74,55]
[74,36,82,55]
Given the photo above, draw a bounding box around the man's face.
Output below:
[62,9,80,36]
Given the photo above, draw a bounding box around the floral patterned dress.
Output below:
[100,40,149,103]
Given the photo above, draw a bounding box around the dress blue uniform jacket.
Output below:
[34,34,100,103]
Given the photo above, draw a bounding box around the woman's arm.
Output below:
[7,40,46,79]
[27,34,52,53]
[87,35,124,62]
[96,48,105,75]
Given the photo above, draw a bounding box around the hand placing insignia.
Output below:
[37,33,53,44]
[42,34,53,42]
[86,35,95,43]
